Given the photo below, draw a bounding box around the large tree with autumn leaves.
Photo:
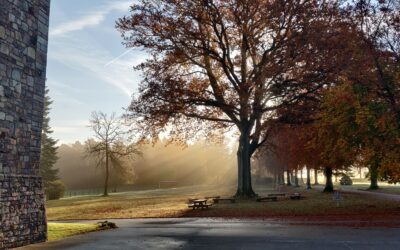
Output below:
[117,0,354,197]
[346,0,400,187]
[310,0,400,189]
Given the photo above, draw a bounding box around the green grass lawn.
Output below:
[186,189,400,219]
[47,223,103,241]
[46,185,238,220]
[46,184,400,222]
[336,181,400,194]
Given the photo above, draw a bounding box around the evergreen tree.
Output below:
[40,88,59,187]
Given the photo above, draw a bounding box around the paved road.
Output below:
[21,218,400,250]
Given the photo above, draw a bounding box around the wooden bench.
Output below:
[256,196,278,202]
[268,193,286,197]
[213,197,236,204]
[188,199,212,210]
[188,204,212,209]
[290,193,302,200]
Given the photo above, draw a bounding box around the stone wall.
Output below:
[0,0,50,248]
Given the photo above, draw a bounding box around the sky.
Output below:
[47,0,145,144]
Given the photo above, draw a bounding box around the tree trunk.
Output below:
[278,173,284,185]
[306,167,311,189]
[286,170,291,186]
[103,148,109,196]
[369,161,379,190]
[314,169,319,185]
[235,132,256,198]
[300,168,304,184]
[290,171,294,184]
[323,167,334,192]
[294,170,299,187]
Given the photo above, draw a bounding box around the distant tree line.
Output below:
[55,139,236,191]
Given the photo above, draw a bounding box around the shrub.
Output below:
[46,180,67,200]
[340,175,353,186]
[97,221,118,229]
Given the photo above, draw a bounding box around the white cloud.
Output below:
[52,119,90,144]
[53,119,89,129]
[51,12,106,36]
[53,126,79,133]
[48,0,145,97]
[54,119,89,128]
[46,80,87,106]
[104,48,135,67]
[50,1,132,37]
[48,41,144,97]
[53,127,89,145]
[48,80,80,93]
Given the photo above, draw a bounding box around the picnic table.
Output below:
[188,199,212,210]
[256,196,278,202]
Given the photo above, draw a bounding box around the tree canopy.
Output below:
[40,88,60,189]
[117,0,354,197]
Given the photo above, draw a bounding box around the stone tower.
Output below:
[0,0,50,248]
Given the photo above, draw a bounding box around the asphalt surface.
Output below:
[20,218,400,250]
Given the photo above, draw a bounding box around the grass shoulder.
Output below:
[48,223,101,241]
[48,221,117,241]
[46,185,400,223]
